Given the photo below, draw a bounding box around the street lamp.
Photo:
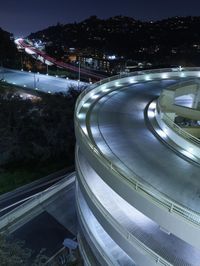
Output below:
[20,51,23,70]
[78,56,81,89]
[33,72,36,88]
[1,61,5,81]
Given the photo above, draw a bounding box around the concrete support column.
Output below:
[192,80,200,110]
[166,112,176,122]
[159,89,175,112]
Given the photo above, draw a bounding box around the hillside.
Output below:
[29,16,200,64]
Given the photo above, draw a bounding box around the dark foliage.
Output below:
[0,85,83,167]
[0,28,19,68]
[0,233,47,266]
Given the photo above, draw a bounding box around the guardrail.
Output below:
[0,172,75,230]
[156,82,200,147]
[75,68,200,230]
[76,153,172,266]
[161,111,200,146]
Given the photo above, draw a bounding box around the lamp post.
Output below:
[20,52,23,70]
[33,72,36,88]
[1,61,4,81]
[78,56,80,90]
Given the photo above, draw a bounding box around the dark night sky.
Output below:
[1,0,200,36]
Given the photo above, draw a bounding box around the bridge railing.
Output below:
[0,173,75,231]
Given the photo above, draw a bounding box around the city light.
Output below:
[161,73,168,79]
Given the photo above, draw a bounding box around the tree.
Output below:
[0,233,31,266]
[0,28,20,68]
[0,234,48,266]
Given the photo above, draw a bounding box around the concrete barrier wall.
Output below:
[0,173,75,230]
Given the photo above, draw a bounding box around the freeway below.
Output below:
[0,68,87,94]
[0,168,74,217]
[15,38,106,80]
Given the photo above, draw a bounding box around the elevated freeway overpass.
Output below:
[75,68,200,265]
[15,38,106,81]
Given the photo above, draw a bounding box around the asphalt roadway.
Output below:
[89,79,200,213]
[0,68,86,94]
